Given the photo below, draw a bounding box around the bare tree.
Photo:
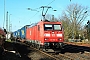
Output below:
[59,3,89,40]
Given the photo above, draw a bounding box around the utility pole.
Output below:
[10,23,12,32]
[3,0,5,28]
[9,14,12,32]
[6,11,8,39]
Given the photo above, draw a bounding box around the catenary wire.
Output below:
[28,0,56,20]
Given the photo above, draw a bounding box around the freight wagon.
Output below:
[20,25,30,39]
[13,31,18,38]
[17,29,21,38]
[12,25,30,41]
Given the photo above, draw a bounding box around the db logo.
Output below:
[52,34,55,36]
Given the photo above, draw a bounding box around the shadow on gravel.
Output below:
[2,51,31,60]
[3,41,31,60]
[61,44,90,54]
[40,57,55,60]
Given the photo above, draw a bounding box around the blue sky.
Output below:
[0,0,90,32]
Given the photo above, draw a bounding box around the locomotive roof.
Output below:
[24,25,30,27]
[29,23,38,27]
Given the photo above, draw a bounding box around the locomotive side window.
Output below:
[54,25,61,30]
[38,25,40,31]
[44,24,53,30]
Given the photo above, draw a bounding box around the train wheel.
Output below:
[36,44,40,50]
[35,44,37,48]
[36,44,38,48]
[39,45,43,51]
[40,46,47,52]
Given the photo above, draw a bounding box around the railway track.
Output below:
[46,51,90,60]
[3,41,90,60]
[29,43,90,60]
[64,42,90,47]
[39,50,90,60]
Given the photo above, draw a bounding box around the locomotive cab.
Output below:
[43,23,64,49]
[36,21,64,50]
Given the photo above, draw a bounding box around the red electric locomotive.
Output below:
[26,20,64,51]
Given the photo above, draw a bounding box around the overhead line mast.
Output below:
[3,0,5,29]
[6,11,8,39]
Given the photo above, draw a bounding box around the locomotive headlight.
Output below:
[44,38,48,40]
[59,39,62,40]
[45,39,47,40]
[58,38,62,40]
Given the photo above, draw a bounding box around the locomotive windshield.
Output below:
[44,24,61,30]
[54,25,61,30]
[44,24,53,30]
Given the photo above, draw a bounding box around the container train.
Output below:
[12,20,64,51]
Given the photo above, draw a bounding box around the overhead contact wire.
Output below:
[29,0,56,20]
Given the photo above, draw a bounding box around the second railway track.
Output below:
[26,42,90,60]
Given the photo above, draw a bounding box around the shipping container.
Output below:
[17,29,21,38]
[20,25,30,39]
[13,31,18,38]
